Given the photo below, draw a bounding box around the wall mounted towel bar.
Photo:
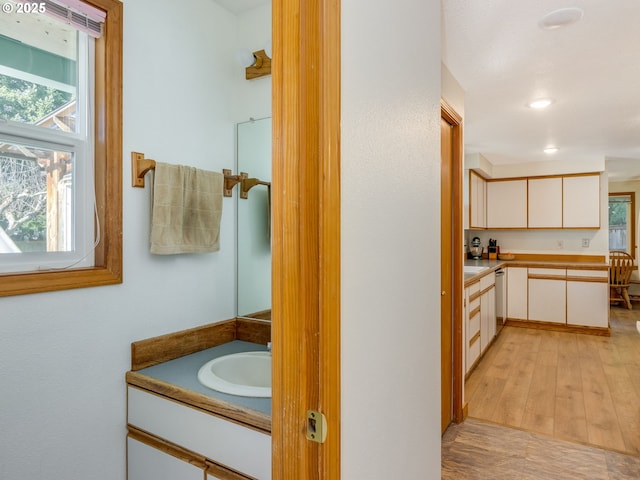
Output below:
[131,152,270,199]
[240,176,271,199]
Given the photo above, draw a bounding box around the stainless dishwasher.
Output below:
[495,268,506,334]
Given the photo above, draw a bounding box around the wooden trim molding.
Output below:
[130,320,236,371]
[0,0,123,297]
[272,0,341,477]
[505,319,610,337]
[566,276,608,283]
[442,99,464,426]
[130,318,270,371]
[128,427,208,470]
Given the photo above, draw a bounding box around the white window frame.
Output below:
[0,30,96,274]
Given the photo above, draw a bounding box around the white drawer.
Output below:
[528,267,566,277]
[468,296,480,312]
[467,334,480,371]
[128,387,271,480]
[480,271,495,290]
[468,311,480,338]
[466,281,480,296]
[567,269,608,278]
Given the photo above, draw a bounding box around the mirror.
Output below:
[237,117,272,320]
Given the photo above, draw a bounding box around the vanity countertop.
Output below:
[126,320,271,434]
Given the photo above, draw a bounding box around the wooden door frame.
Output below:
[271,0,341,477]
[441,99,464,424]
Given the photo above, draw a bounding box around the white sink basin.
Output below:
[463,265,489,274]
[197,351,271,398]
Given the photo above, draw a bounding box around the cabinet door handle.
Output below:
[441,291,446,296]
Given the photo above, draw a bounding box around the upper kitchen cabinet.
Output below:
[469,170,486,229]
[563,174,601,229]
[486,179,527,229]
[528,177,563,228]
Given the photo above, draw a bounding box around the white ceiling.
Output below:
[442,0,640,180]
[219,0,640,180]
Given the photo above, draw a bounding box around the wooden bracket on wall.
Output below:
[131,151,156,188]
[223,169,247,197]
[246,49,271,80]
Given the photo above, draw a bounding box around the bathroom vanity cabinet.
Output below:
[126,319,272,480]
[127,386,270,480]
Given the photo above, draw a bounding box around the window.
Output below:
[609,192,636,258]
[0,0,122,296]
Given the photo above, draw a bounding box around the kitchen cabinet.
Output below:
[563,174,600,228]
[506,266,527,321]
[487,179,527,229]
[480,271,496,352]
[528,177,562,228]
[567,269,609,328]
[128,437,205,480]
[464,281,481,374]
[469,171,486,228]
[127,386,270,480]
[528,268,566,324]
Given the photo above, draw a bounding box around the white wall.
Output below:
[341,0,442,477]
[234,3,272,123]
[0,1,254,479]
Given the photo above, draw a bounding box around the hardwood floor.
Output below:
[464,306,640,456]
[442,418,640,479]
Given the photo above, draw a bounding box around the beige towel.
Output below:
[150,162,223,254]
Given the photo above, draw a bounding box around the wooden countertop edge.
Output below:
[126,372,271,434]
[464,259,609,287]
[131,317,271,371]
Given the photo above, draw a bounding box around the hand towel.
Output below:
[150,162,223,254]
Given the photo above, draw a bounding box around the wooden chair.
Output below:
[609,250,635,309]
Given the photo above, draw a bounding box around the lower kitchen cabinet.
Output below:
[128,437,204,480]
[506,266,527,321]
[567,269,609,328]
[464,281,481,374]
[480,272,496,352]
[464,271,497,375]
[528,268,566,324]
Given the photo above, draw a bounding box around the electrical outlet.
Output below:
[556,240,564,249]
[582,238,590,248]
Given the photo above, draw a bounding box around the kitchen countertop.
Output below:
[463,257,609,285]
[126,339,271,432]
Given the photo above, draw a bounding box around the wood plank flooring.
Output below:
[442,418,640,480]
[464,306,640,456]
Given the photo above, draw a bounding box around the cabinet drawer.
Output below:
[127,387,271,480]
[567,269,608,281]
[528,267,566,278]
[467,281,480,296]
[467,333,481,371]
[468,311,480,338]
[480,271,496,290]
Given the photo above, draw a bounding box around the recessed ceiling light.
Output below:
[528,98,554,109]
[544,147,559,154]
[539,7,584,30]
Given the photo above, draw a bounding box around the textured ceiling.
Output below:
[217,1,640,179]
[442,0,640,179]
